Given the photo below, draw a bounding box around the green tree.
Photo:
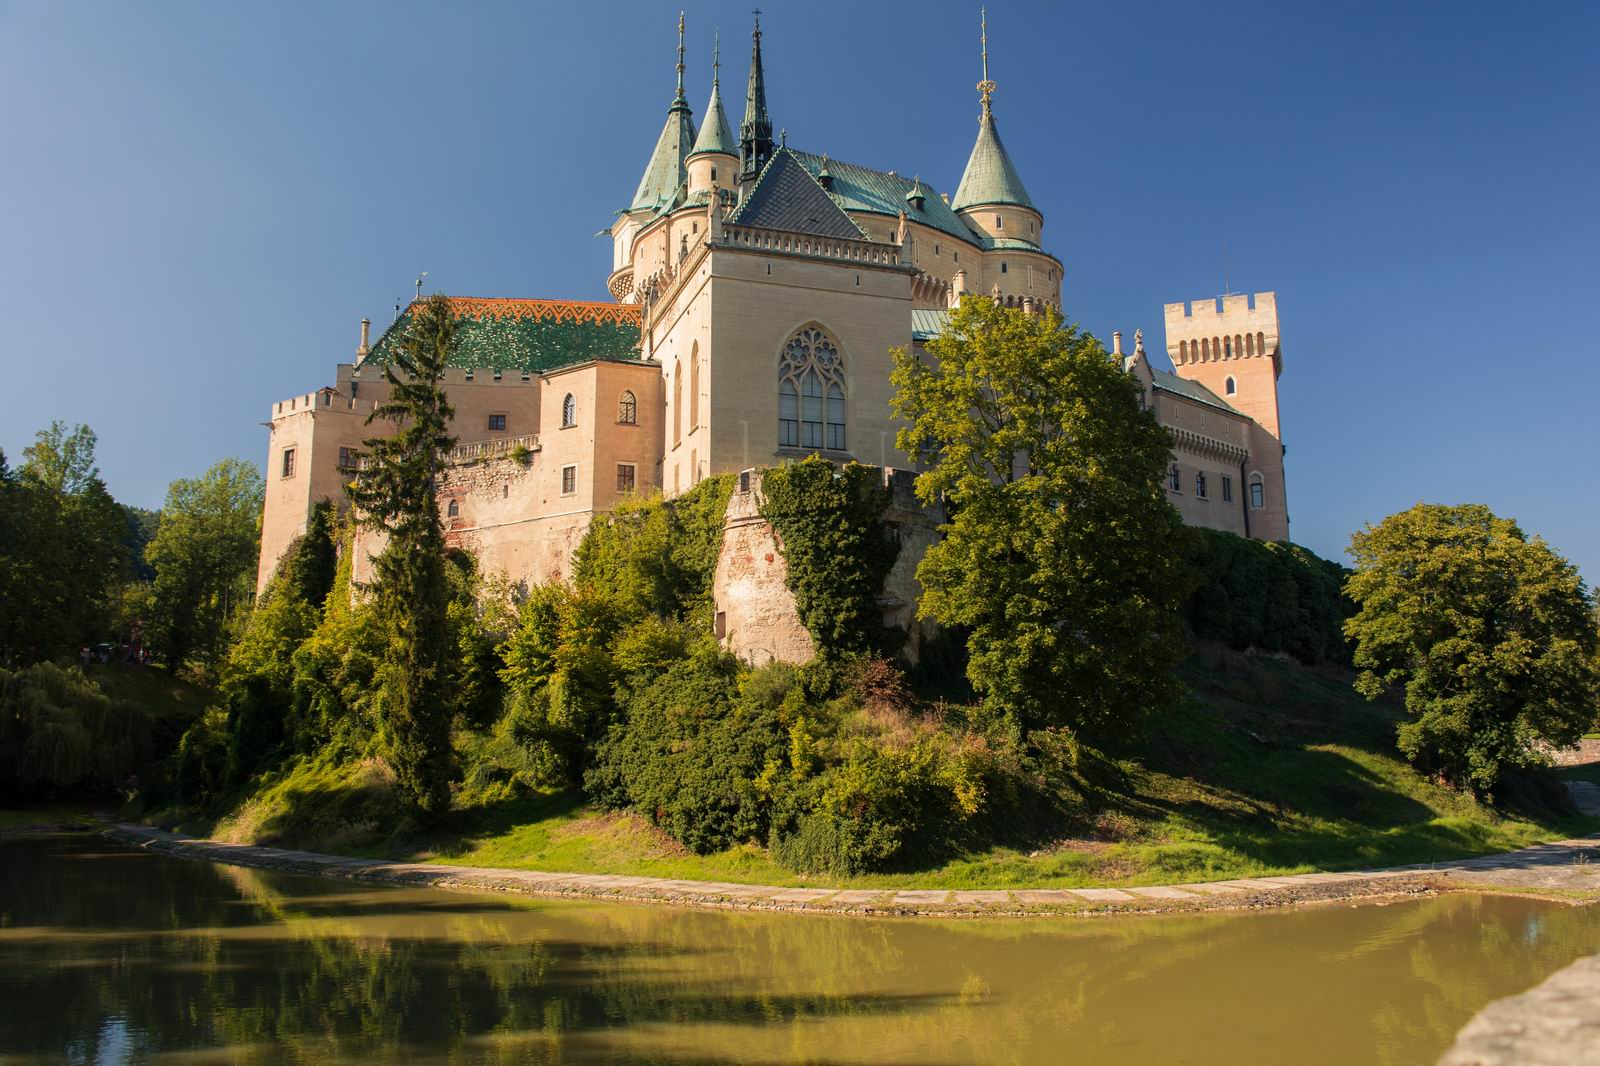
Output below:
[144,458,265,672]
[890,297,1187,739]
[1345,503,1600,795]
[347,293,458,813]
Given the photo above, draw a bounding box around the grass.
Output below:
[0,803,96,830]
[172,647,1599,890]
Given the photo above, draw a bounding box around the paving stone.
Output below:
[827,890,888,904]
[769,889,837,903]
[1129,886,1196,900]
[1070,888,1136,903]
[952,891,1013,904]
[1182,883,1245,895]
[891,890,951,906]
[1213,879,1291,891]
[1010,889,1079,904]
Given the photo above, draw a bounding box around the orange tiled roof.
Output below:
[425,297,642,327]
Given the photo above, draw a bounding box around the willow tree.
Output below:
[890,297,1187,741]
[348,294,458,813]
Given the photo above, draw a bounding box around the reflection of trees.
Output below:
[4,835,1600,1065]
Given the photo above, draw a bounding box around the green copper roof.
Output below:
[363,299,642,374]
[910,308,950,341]
[631,100,696,213]
[689,65,736,158]
[788,150,976,246]
[1151,369,1246,417]
[952,107,1035,212]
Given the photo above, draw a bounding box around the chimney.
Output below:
[357,318,371,359]
[1113,330,1122,356]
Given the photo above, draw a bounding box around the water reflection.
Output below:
[1,834,1595,1065]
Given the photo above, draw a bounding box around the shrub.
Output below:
[0,662,153,798]
[1182,528,1350,664]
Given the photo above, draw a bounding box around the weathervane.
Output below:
[977,8,996,115]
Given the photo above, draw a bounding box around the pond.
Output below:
[2,833,1596,1064]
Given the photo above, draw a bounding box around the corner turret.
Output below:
[687,31,737,199]
[629,13,697,215]
[951,11,1043,246]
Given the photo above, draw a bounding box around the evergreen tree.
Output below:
[1345,502,1600,795]
[347,293,458,813]
[890,297,1187,739]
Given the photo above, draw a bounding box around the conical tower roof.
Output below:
[951,12,1034,213]
[630,15,697,213]
[690,32,736,158]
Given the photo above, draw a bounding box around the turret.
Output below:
[687,31,737,198]
[629,14,697,215]
[1165,292,1283,439]
[737,13,774,197]
[951,12,1043,246]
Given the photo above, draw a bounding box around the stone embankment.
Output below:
[1437,954,1600,1065]
[101,822,1600,919]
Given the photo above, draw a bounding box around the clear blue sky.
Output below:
[2,1,1596,581]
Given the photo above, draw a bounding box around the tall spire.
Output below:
[690,29,737,159]
[629,13,698,213]
[952,8,1035,213]
[739,10,774,187]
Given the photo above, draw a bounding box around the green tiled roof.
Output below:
[910,308,951,342]
[631,99,696,214]
[1151,369,1245,417]
[952,109,1035,212]
[689,77,736,158]
[788,150,978,246]
[363,298,642,374]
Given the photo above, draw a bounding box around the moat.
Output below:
[3,834,1598,1064]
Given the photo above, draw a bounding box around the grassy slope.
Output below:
[191,648,1597,889]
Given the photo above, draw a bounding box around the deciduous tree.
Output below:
[1345,503,1600,795]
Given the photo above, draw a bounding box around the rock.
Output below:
[1437,954,1600,1065]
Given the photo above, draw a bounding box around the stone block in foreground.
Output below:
[1437,954,1600,1065]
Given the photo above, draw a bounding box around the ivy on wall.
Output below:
[758,457,902,660]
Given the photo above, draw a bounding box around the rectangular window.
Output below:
[1195,473,1207,499]
[488,414,506,431]
[337,446,358,470]
[801,378,823,449]
[616,463,636,493]
[714,611,727,639]
[1222,476,1233,503]
[1251,482,1265,509]
[561,465,576,495]
[826,390,845,450]
[1168,465,1181,492]
[281,448,296,478]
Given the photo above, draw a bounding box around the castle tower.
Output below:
[951,11,1043,249]
[687,31,737,198]
[1164,292,1283,439]
[629,13,697,215]
[737,13,774,195]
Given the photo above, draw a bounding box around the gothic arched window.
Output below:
[778,326,845,451]
[1225,376,1237,396]
[561,393,576,428]
[618,390,637,425]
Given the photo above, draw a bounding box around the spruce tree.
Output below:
[348,294,458,813]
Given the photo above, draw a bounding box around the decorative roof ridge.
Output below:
[416,297,644,326]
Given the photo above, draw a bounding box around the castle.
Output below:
[256,15,1289,660]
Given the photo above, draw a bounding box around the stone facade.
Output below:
[254,18,1294,664]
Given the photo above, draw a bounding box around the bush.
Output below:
[1182,529,1350,664]
[0,662,153,798]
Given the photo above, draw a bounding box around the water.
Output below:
[1,834,1596,1065]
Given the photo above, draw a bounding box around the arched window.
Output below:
[1257,331,1266,355]
[689,343,700,431]
[1245,333,1254,356]
[778,325,845,451]
[618,390,637,424]
[1225,376,1237,396]
[447,499,459,518]
[561,393,576,428]
[673,360,682,444]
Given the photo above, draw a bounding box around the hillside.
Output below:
[181,646,1594,889]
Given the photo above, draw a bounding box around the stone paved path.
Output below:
[101,815,1600,918]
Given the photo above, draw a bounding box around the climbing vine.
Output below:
[759,457,901,660]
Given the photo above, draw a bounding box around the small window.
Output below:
[995,215,1003,230]
[714,611,727,639]
[935,243,940,256]
[1225,377,1237,396]
[561,465,577,495]
[1001,262,1008,274]
[488,413,506,431]
[710,166,717,182]
[1222,476,1233,503]
[618,390,637,424]
[446,499,459,517]
[1168,464,1181,492]
[281,448,296,478]
[1250,479,1265,509]
[337,446,357,470]
[616,463,636,493]
[561,393,576,428]
[1195,472,1207,499]
[739,470,751,493]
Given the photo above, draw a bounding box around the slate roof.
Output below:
[363,298,642,374]
[952,108,1035,212]
[787,150,978,246]
[631,98,696,214]
[1151,369,1246,416]
[729,149,865,238]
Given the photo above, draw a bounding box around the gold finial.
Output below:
[977,8,996,115]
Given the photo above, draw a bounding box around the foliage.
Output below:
[144,457,265,672]
[1345,503,1600,795]
[0,426,132,663]
[0,662,152,798]
[891,297,1188,739]
[1182,528,1349,664]
[275,500,338,610]
[347,292,459,814]
[758,457,901,659]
